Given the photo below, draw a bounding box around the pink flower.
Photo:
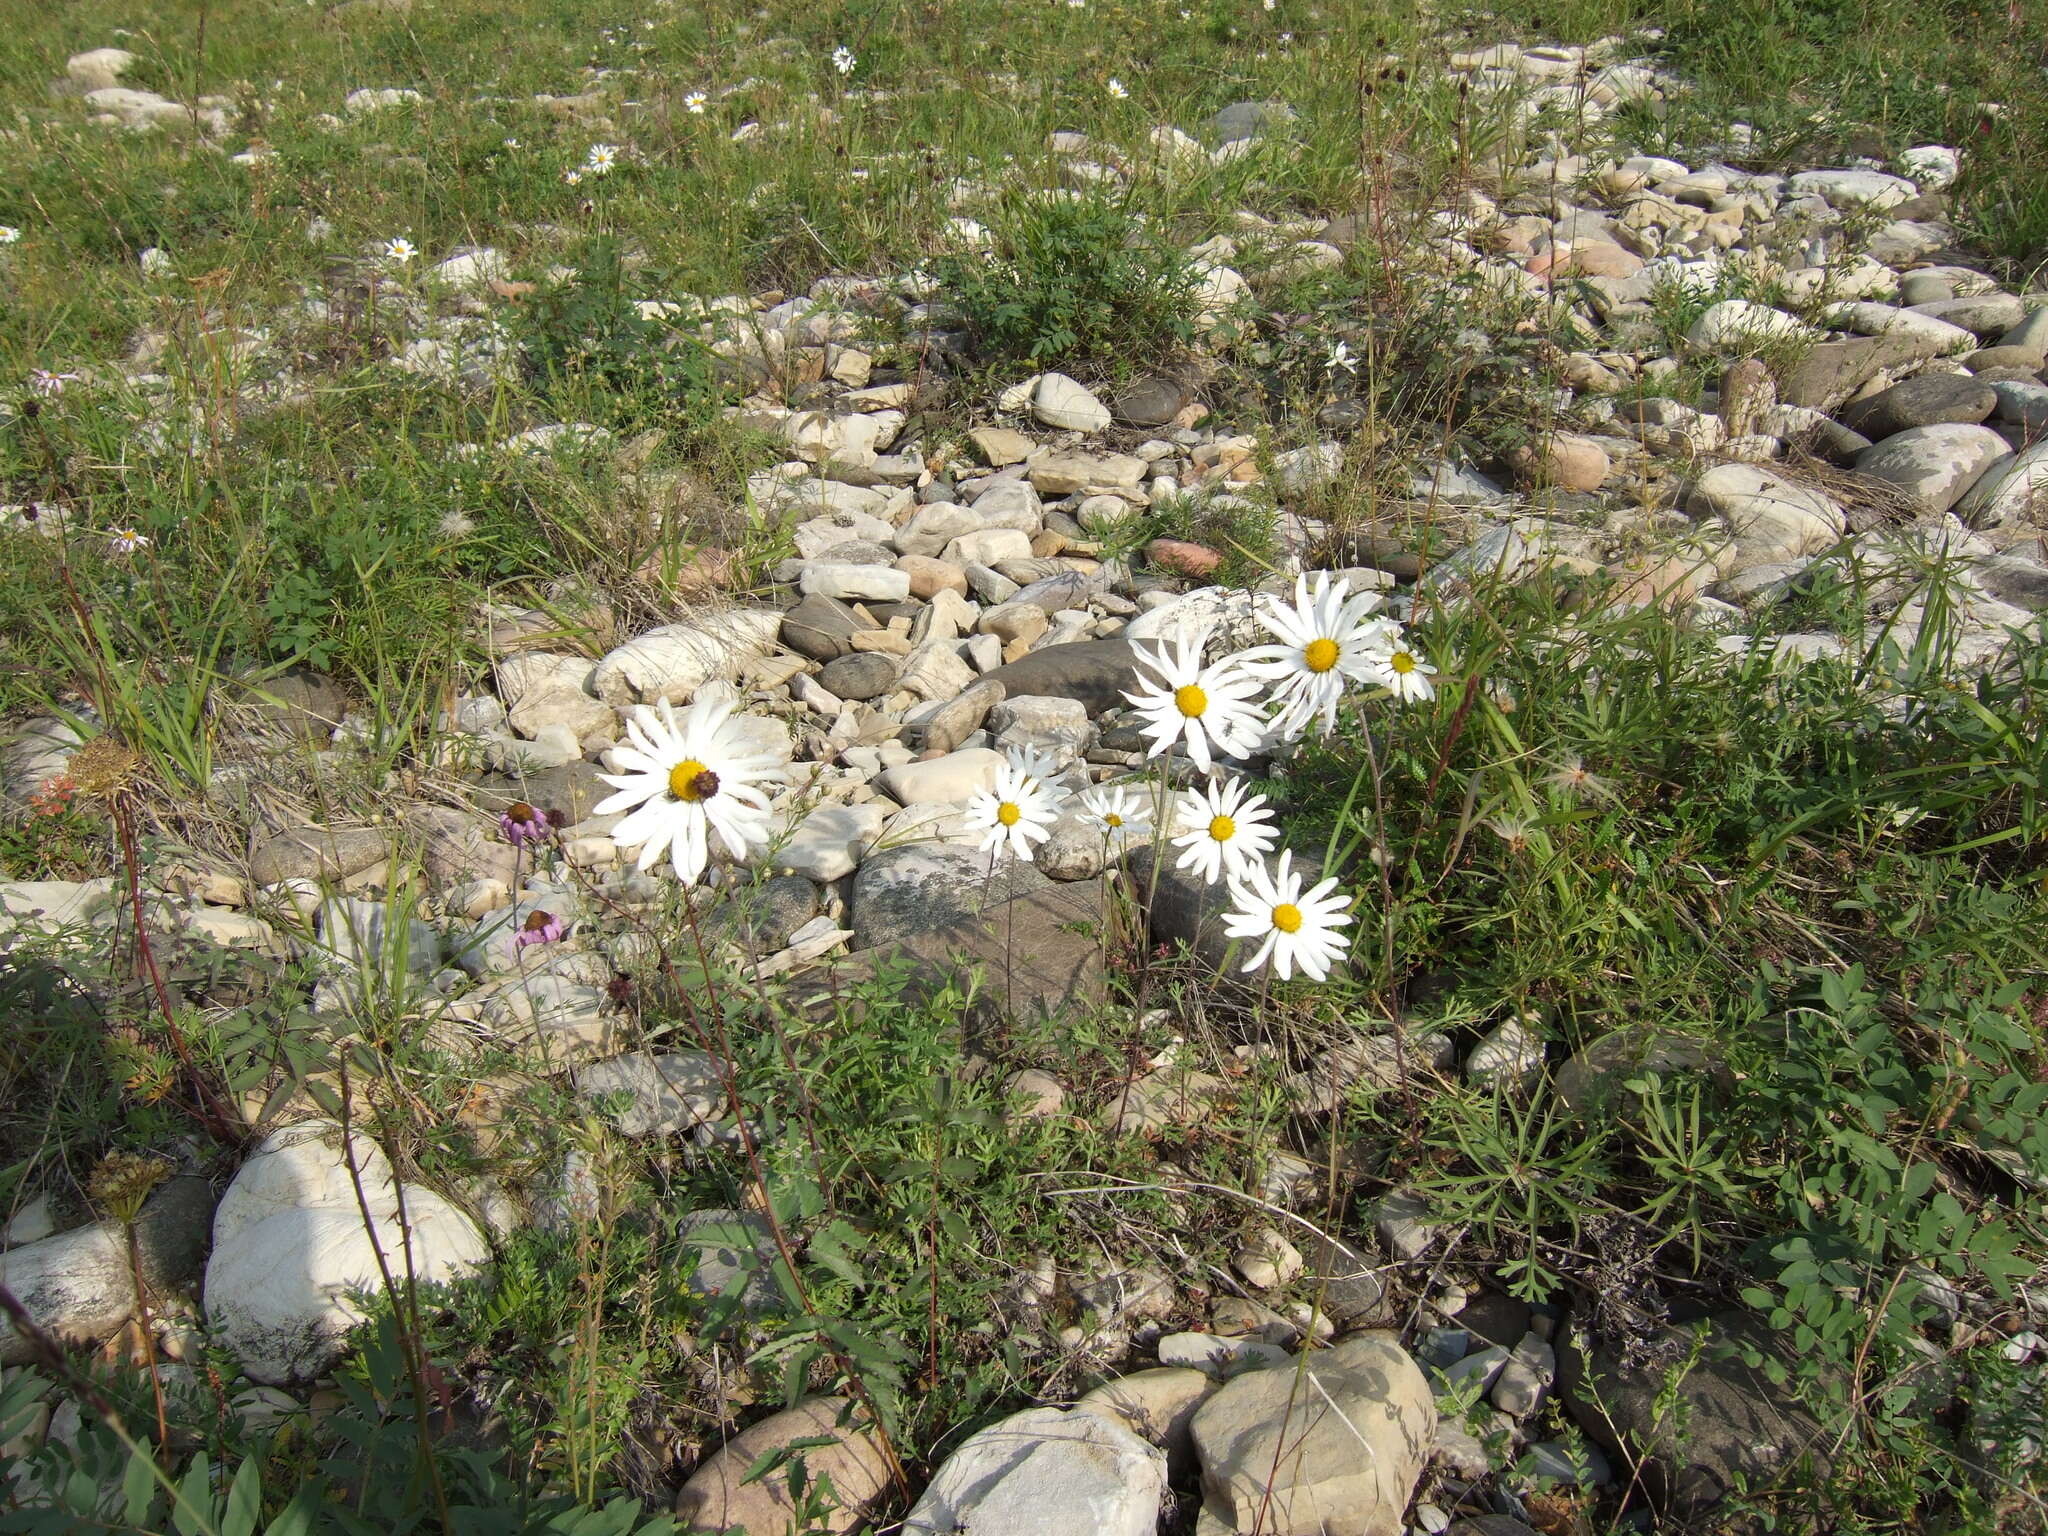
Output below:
[28,370,79,399]
[514,909,566,949]
[498,801,556,848]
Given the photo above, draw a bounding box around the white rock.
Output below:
[1824,301,1977,356]
[772,802,889,881]
[1896,145,1960,191]
[571,1052,722,1137]
[944,528,1035,566]
[1124,586,1266,653]
[0,879,115,938]
[905,1406,1166,1536]
[1465,1016,1545,1090]
[344,87,422,114]
[876,748,1003,805]
[1788,168,1917,209]
[897,641,978,702]
[66,48,136,92]
[1032,374,1112,433]
[426,248,506,288]
[1957,439,2048,529]
[800,563,913,602]
[784,411,884,464]
[1193,263,1250,325]
[1686,300,1812,351]
[1685,463,1844,566]
[203,1123,488,1384]
[590,609,783,705]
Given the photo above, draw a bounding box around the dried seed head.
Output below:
[67,736,144,799]
[90,1150,170,1223]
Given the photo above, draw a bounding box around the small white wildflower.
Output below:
[1078,783,1152,845]
[1263,0,1275,10]
[1223,849,1353,982]
[1170,777,1278,886]
[502,136,521,148]
[585,142,619,174]
[593,696,789,886]
[0,226,20,245]
[1326,339,1357,373]
[1362,634,1439,704]
[831,46,856,75]
[107,527,149,555]
[1122,633,1264,773]
[1106,77,1129,99]
[685,90,708,113]
[563,168,584,185]
[965,763,1062,862]
[384,236,417,263]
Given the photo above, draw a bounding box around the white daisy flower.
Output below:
[685,90,708,113]
[107,526,149,555]
[585,142,619,174]
[1169,777,1277,886]
[1326,339,1357,373]
[1223,849,1352,981]
[1363,634,1439,703]
[1106,77,1129,99]
[1236,572,1400,737]
[1005,743,1067,792]
[593,695,788,886]
[383,236,417,263]
[502,136,521,148]
[0,226,20,245]
[965,763,1061,862]
[1122,633,1265,773]
[831,46,857,75]
[1078,783,1151,843]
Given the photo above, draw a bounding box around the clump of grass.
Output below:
[933,193,1200,378]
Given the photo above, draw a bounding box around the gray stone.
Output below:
[1990,379,2048,430]
[0,1178,214,1365]
[572,1051,723,1137]
[1190,1331,1434,1536]
[1969,554,2048,611]
[679,1209,786,1313]
[906,1406,1166,1536]
[1491,1332,1557,1417]
[1114,374,1190,426]
[976,639,1137,714]
[1076,1368,1218,1479]
[782,594,866,661]
[1852,423,2011,512]
[1558,1312,1826,1516]
[249,825,388,886]
[0,878,116,938]
[1956,439,2048,528]
[851,841,1051,951]
[801,563,913,603]
[1157,1332,1291,1378]
[1211,99,1296,141]
[1554,1026,1718,1112]
[876,748,1003,806]
[918,680,1005,753]
[1838,373,1996,440]
[770,804,886,884]
[818,651,898,701]
[1911,293,2028,338]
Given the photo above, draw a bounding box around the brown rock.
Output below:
[919,680,1004,753]
[674,1397,892,1535]
[1568,240,1642,278]
[1508,433,1610,492]
[1147,539,1223,578]
[969,427,1034,466]
[893,554,968,600]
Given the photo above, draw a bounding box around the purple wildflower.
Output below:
[499,801,555,848]
[28,370,79,399]
[514,909,565,949]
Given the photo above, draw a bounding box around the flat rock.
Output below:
[772,802,888,882]
[1852,424,2010,513]
[1558,1312,1826,1516]
[1077,1368,1219,1478]
[591,609,782,705]
[572,1051,723,1137]
[249,825,388,886]
[906,1406,1165,1536]
[1683,463,1844,566]
[850,840,1051,951]
[1839,373,1996,439]
[819,651,898,701]
[782,594,866,661]
[975,639,1137,714]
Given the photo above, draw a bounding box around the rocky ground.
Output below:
[4,9,2048,1536]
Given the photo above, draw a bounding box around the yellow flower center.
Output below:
[1104,813,1123,828]
[1272,903,1303,933]
[1303,637,1341,673]
[1208,814,1236,843]
[1174,683,1208,718]
[668,759,715,801]
[1389,651,1416,675]
[997,802,1022,827]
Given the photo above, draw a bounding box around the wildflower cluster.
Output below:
[555,573,1441,986]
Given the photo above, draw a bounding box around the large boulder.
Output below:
[1684,464,1844,567]
[905,1405,1166,1536]
[1189,1331,1435,1536]
[203,1122,490,1385]
[975,639,1138,714]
